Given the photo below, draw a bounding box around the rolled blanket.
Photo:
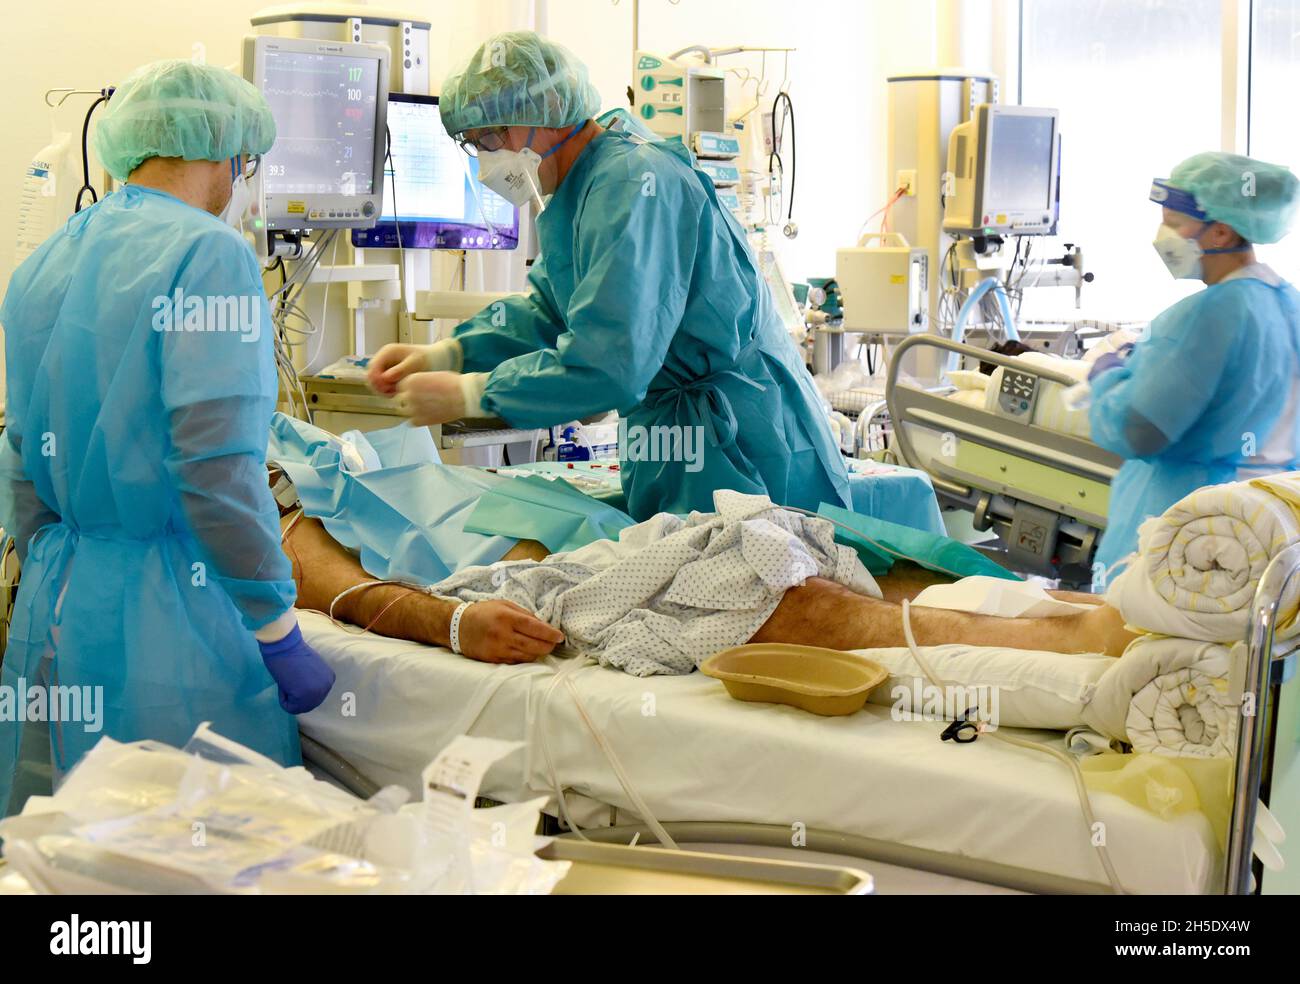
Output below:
[1105,476,1300,643]
[1083,636,1242,758]
[852,633,1241,759]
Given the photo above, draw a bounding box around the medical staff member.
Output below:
[0,61,334,814]
[1089,152,1300,573]
[368,32,851,521]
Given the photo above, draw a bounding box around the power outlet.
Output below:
[896,169,917,196]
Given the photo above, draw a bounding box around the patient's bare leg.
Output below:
[872,562,955,604]
[751,577,1135,656]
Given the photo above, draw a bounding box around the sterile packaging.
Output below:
[0,725,569,895]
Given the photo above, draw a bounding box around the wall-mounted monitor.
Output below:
[243,35,389,231]
[944,104,1060,238]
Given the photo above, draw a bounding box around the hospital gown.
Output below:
[1090,269,1300,572]
[430,490,880,676]
[0,185,298,814]
[453,129,852,522]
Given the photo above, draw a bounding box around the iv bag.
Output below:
[15,130,77,267]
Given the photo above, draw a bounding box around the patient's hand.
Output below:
[459,600,565,664]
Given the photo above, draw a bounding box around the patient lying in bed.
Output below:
[281,489,1136,676]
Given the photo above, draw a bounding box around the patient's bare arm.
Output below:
[281,513,563,663]
[751,577,1135,657]
[281,507,1131,661]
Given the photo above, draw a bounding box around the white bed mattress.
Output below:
[297,612,1220,894]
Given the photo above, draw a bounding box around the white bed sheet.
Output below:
[297,612,1219,894]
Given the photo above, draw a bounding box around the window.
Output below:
[1019,0,1223,320]
[1250,0,1300,281]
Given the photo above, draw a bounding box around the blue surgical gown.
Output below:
[0,185,298,814]
[1090,275,1300,572]
[454,130,852,521]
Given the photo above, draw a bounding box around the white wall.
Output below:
[0,0,526,305]
[543,0,938,283]
[1,0,942,393]
[1,3,262,298]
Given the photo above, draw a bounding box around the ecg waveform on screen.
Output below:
[259,51,379,201]
[261,86,343,100]
[274,140,340,159]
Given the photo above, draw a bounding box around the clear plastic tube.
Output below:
[900,599,1126,894]
[538,655,679,851]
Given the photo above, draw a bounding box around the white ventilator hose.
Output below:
[900,599,1127,894]
[538,655,679,850]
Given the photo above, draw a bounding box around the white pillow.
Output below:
[945,369,990,391]
[857,643,1114,731]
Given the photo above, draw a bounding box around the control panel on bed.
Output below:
[995,370,1040,420]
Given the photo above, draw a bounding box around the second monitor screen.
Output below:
[365,94,519,249]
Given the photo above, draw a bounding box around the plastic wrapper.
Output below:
[813,359,877,400]
[0,725,568,895]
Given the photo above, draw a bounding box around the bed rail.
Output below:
[1226,541,1300,893]
[885,335,1121,580]
[885,334,1120,503]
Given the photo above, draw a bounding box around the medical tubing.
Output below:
[269,228,338,420]
[307,229,341,372]
[899,600,1127,894]
[327,579,432,627]
[75,93,110,212]
[562,670,679,850]
[539,656,680,850]
[857,188,905,245]
[539,660,590,840]
[770,90,795,220]
[949,277,1019,371]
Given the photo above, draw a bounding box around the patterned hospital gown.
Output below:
[431,490,880,676]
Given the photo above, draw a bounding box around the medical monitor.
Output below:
[242,35,389,231]
[943,104,1060,237]
[351,93,519,250]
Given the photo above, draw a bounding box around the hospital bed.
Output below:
[295,540,1300,894]
[885,334,1122,582]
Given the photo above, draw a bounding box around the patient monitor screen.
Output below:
[987,114,1055,213]
[259,48,381,196]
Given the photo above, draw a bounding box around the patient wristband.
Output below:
[449,601,473,654]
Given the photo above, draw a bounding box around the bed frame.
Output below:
[884,334,1122,583]
[301,542,1300,894]
[1227,540,1300,893]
